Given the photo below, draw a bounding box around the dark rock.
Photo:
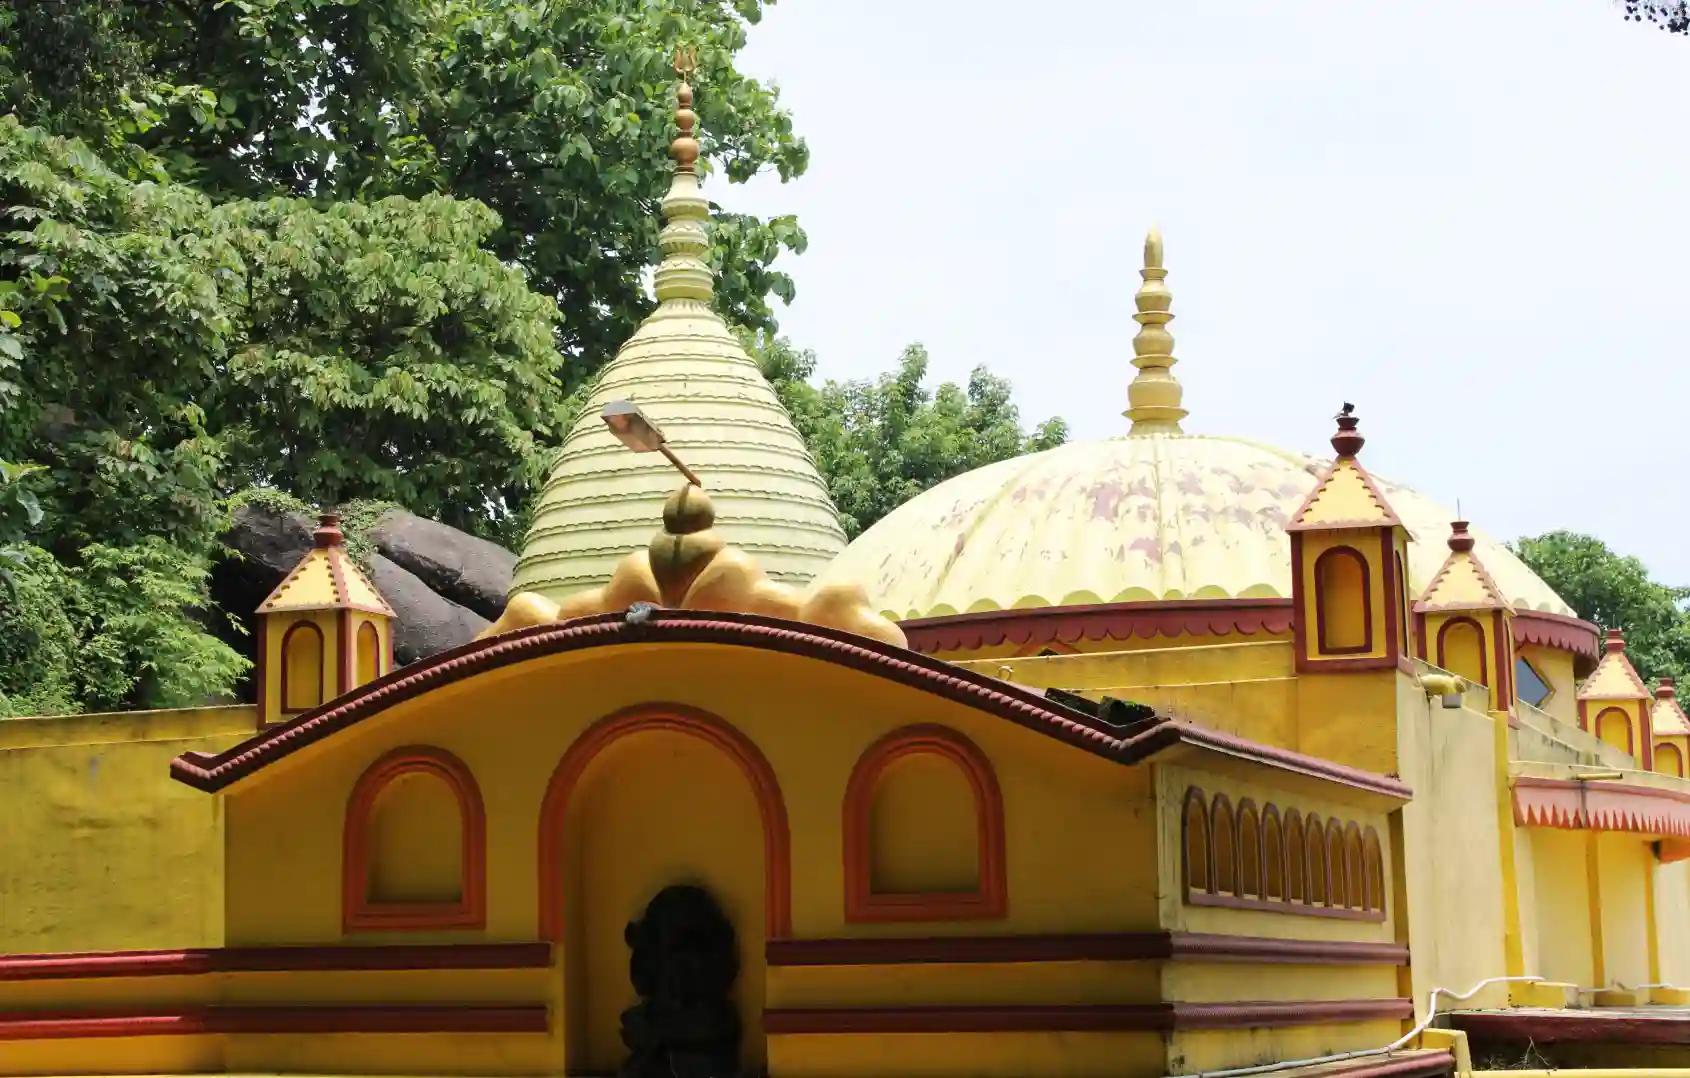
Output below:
[210,502,318,700]
[370,510,515,620]
[367,553,489,665]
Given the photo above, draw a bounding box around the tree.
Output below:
[757,336,1069,538]
[0,0,809,381]
[1,116,568,548]
[1512,530,1690,684]
[1621,1,1689,33]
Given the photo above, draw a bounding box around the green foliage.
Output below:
[0,117,568,548]
[0,539,247,717]
[1512,530,1690,684]
[1,0,809,380]
[757,336,1069,538]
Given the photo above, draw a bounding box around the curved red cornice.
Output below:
[170,609,1408,801]
[1512,610,1601,660]
[900,599,1294,654]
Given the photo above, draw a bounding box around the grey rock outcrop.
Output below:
[366,553,489,665]
[369,510,515,619]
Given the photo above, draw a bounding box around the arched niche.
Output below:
[1437,616,1488,688]
[537,705,789,1074]
[1315,546,1372,654]
[843,724,1007,921]
[281,620,325,713]
[1595,706,1634,757]
[342,746,485,931]
[1658,742,1686,778]
[356,620,383,686]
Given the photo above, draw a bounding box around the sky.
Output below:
[722,0,1690,581]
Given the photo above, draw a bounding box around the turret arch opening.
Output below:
[1314,547,1372,654]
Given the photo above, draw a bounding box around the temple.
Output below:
[5,59,1690,1078]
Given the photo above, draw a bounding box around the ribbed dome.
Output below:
[510,75,846,601]
[816,433,1574,620]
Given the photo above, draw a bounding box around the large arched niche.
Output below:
[537,705,790,1075]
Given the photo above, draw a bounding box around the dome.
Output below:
[817,229,1571,623]
[510,77,846,601]
[816,432,1573,620]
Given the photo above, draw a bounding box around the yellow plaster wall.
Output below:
[1297,530,1393,665]
[1656,859,1690,985]
[1596,832,1653,989]
[1527,827,1595,987]
[766,1031,1163,1077]
[0,706,249,952]
[219,644,1160,1072]
[1393,679,1511,1012]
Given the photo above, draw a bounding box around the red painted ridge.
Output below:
[0,942,550,982]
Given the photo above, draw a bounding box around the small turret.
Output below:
[1651,679,1690,777]
[1287,407,1412,674]
[254,513,396,727]
[1415,521,1514,712]
[1577,629,1653,767]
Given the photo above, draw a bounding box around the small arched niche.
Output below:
[1595,707,1634,757]
[1315,546,1372,654]
[1658,742,1686,778]
[1437,617,1488,689]
[355,620,383,686]
[843,725,1006,921]
[281,620,325,713]
[343,747,485,931]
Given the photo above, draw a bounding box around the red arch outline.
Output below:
[1313,546,1374,655]
[843,724,1008,922]
[280,621,326,714]
[537,704,791,940]
[342,746,486,932]
[1436,616,1489,687]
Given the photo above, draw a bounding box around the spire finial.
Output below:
[1125,226,1188,435]
[1330,402,1364,458]
[1448,520,1475,554]
[670,47,700,174]
[652,46,713,307]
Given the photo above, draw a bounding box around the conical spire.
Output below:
[1125,227,1188,435]
[510,50,847,600]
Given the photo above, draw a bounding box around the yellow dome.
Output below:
[510,74,846,601]
[818,432,1574,620]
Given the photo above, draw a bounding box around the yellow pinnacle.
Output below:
[653,49,711,306]
[1125,226,1188,435]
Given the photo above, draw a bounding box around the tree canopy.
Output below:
[759,337,1068,538]
[1512,530,1690,684]
[0,0,1068,716]
[1621,1,1689,33]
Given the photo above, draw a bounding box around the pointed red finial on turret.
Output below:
[1604,627,1627,654]
[1657,677,1677,700]
[312,512,345,549]
[1331,402,1364,458]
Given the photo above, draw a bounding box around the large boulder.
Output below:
[367,553,489,665]
[369,510,515,619]
[212,501,507,677]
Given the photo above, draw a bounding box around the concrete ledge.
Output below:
[1509,981,1577,1008]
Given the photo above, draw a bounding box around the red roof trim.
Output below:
[0,942,550,982]
[1513,776,1690,838]
[170,610,1407,801]
[1513,610,1600,660]
[764,932,1409,967]
[0,1005,547,1041]
[762,998,1412,1034]
[1450,1007,1690,1045]
[901,599,1294,653]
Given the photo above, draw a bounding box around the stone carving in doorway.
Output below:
[619,884,742,1078]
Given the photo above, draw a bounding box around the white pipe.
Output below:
[1170,974,1545,1078]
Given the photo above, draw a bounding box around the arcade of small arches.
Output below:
[1182,787,1388,921]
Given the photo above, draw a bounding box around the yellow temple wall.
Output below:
[0,705,250,953]
[1527,827,1596,987]
[1657,858,1690,985]
[1596,832,1652,989]
[1393,679,1511,1013]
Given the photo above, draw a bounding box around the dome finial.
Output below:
[652,46,713,307]
[1125,226,1188,435]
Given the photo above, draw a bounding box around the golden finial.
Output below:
[670,47,700,173]
[1125,226,1188,435]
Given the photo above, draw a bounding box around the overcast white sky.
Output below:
[724,0,1690,582]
